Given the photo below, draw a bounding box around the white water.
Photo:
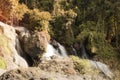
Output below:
[57,43,68,57]
[79,42,113,78]
[90,60,113,78]
[71,45,78,56]
[16,37,23,55]
[43,43,57,60]
[43,42,68,60]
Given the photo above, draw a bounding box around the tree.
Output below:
[22,9,52,31]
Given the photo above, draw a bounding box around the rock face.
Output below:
[0,21,28,75]
[0,57,82,80]
[24,31,49,58]
[16,28,50,61]
[39,57,76,75]
[0,57,111,80]
[0,67,83,80]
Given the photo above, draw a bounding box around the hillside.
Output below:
[0,0,120,80]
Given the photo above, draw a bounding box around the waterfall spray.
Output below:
[43,43,56,60]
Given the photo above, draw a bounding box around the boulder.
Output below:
[16,28,50,61]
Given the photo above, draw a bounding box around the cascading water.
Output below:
[57,43,68,57]
[43,43,56,60]
[15,37,23,55]
[43,42,68,60]
[14,26,30,56]
[79,42,113,78]
[71,45,78,56]
[89,60,113,78]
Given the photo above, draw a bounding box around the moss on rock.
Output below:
[70,56,92,74]
[70,55,101,79]
[0,34,11,54]
[0,57,6,69]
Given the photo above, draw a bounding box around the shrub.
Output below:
[23,9,52,31]
[70,55,93,74]
[12,3,28,21]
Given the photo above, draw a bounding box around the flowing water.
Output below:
[79,42,113,78]
[16,37,23,55]
[57,43,68,57]
[71,45,78,56]
[89,60,113,78]
[43,43,56,60]
[44,41,113,78]
[43,42,68,60]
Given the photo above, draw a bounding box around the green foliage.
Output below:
[12,3,28,21]
[51,16,66,43]
[51,8,77,45]
[19,0,54,12]
[70,55,98,74]
[24,9,51,31]
[65,9,77,19]
[37,0,54,12]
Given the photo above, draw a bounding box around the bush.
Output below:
[23,9,52,31]
[12,3,28,21]
[70,55,93,74]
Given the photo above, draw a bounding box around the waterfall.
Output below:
[79,42,113,78]
[57,43,68,57]
[43,42,68,60]
[15,37,23,55]
[71,45,78,56]
[89,60,113,78]
[43,43,56,60]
